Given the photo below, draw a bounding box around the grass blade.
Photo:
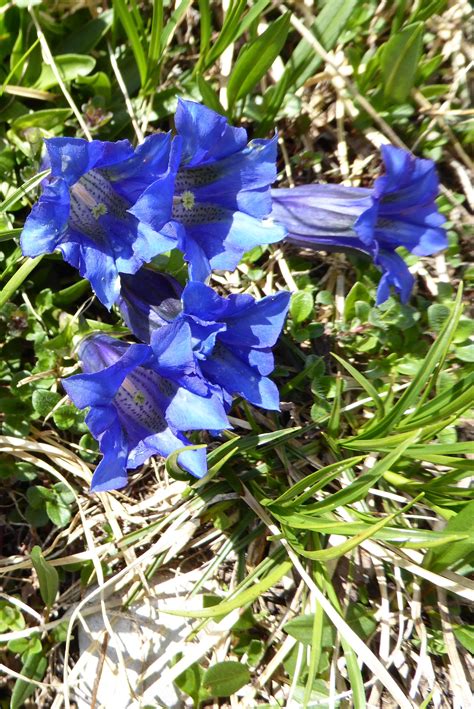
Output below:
[113,0,147,87]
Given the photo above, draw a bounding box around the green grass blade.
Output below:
[204,0,247,69]
[354,284,464,439]
[0,170,50,212]
[268,456,364,507]
[0,38,40,97]
[381,22,424,102]
[197,0,212,61]
[227,12,291,110]
[302,433,419,514]
[162,558,293,618]
[332,352,385,420]
[113,0,147,87]
[147,0,164,71]
[0,256,43,308]
[161,0,193,50]
[0,228,22,242]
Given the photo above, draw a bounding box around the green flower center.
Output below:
[181,190,195,210]
[92,202,108,219]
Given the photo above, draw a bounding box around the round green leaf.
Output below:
[202,661,250,697]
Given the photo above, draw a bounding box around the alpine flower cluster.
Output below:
[21,100,447,491]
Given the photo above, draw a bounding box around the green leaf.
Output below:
[10,651,47,709]
[344,281,371,320]
[11,108,73,131]
[286,495,420,561]
[355,285,464,439]
[197,0,212,58]
[30,545,59,610]
[425,501,474,573]
[206,427,301,476]
[33,54,96,90]
[227,12,291,109]
[113,0,147,87]
[203,0,247,69]
[203,661,250,697]
[332,353,385,420]
[32,389,62,417]
[345,603,377,640]
[58,10,113,53]
[161,0,194,51]
[175,661,204,705]
[161,558,292,618]
[52,404,79,429]
[45,499,71,527]
[279,0,357,92]
[0,256,44,309]
[302,434,419,514]
[455,344,474,362]
[290,290,314,324]
[0,170,50,212]
[284,614,334,646]
[453,626,474,654]
[428,303,450,332]
[268,456,364,507]
[197,73,227,115]
[381,22,424,103]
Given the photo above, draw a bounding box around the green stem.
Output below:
[0,228,22,242]
[0,255,43,307]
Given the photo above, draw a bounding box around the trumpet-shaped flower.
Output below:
[130,99,286,281]
[62,326,229,491]
[271,145,447,303]
[21,135,177,308]
[118,268,290,411]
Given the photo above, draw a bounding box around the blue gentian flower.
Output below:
[271,145,447,303]
[21,135,178,308]
[130,99,287,281]
[119,268,184,343]
[118,268,291,411]
[62,325,230,492]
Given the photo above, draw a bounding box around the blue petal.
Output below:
[59,234,122,309]
[182,283,290,349]
[106,133,172,202]
[183,211,286,281]
[376,145,440,207]
[230,346,275,376]
[79,406,130,492]
[374,219,448,256]
[118,268,183,342]
[176,445,209,478]
[128,139,180,232]
[62,342,151,408]
[46,137,134,186]
[271,185,367,237]
[219,291,291,349]
[150,319,196,377]
[128,426,209,478]
[165,385,229,432]
[20,179,70,257]
[182,281,235,320]
[175,99,248,166]
[190,135,280,218]
[354,202,378,248]
[57,206,174,308]
[201,345,281,410]
[375,250,414,304]
[184,315,226,358]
